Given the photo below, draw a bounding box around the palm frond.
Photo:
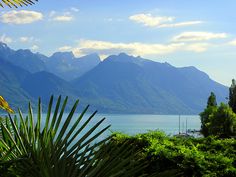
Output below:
[0,0,38,8]
[0,96,14,113]
[0,96,145,177]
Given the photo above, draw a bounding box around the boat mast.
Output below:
[186,118,188,134]
[179,115,180,134]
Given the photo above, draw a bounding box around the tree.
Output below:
[200,105,217,137]
[0,0,38,8]
[207,92,217,107]
[200,102,236,138]
[229,79,236,113]
[200,91,236,138]
[208,103,236,138]
[200,92,217,137]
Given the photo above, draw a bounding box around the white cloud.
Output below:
[0,10,43,24]
[184,43,210,52]
[129,13,174,27]
[129,13,203,28]
[19,37,29,43]
[31,45,39,51]
[19,36,38,43]
[229,39,236,46]
[173,32,228,42]
[52,15,73,22]
[104,18,123,22]
[159,21,203,28]
[58,46,73,52]
[73,40,183,57]
[0,34,12,44]
[49,9,76,22]
[70,7,79,12]
[69,39,210,58]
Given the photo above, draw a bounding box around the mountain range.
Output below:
[0,42,228,114]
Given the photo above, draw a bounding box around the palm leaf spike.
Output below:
[0,96,146,176]
[0,96,14,113]
[0,0,38,8]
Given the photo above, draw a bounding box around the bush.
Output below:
[105,131,236,177]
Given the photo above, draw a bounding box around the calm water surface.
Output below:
[41,113,201,136]
[99,114,200,135]
[1,113,201,136]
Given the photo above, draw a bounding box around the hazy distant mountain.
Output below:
[73,53,228,114]
[0,42,47,73]
[0,43,228,114]
[21,71,78,101]
[0,42,100,79]
[0,57,34,110]
[44,52,101,81]
[0,56,78,110]
[0,42,14,59]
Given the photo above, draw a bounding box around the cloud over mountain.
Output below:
[173,32,228,42]
[64,39,212,58]
[0,34,12,44]
[129,13,203,28]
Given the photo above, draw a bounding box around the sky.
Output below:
[0,0,236,86]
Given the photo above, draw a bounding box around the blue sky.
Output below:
[0,0,236,85]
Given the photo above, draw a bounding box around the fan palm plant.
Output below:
[0,0,38,8]
[0,96,145,177]
[0,96,14,113]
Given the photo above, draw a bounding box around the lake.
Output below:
[99,114,201,135]
[0,113,201,136]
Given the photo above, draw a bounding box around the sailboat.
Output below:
[174,115,192,137]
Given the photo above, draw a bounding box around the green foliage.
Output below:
[207,92,217,107]
[200,91,217,137]
[107,132,236,177]
[229,79,236,113]
[0,96,145,177]
[201,91,236,138]
[200,103,236,138]
[208,103,236,138]
[200,105,217,137]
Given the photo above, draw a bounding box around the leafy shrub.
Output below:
[106,131,236,177]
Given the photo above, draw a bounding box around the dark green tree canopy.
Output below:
[207,92,217,107]
[200,90,236,138]
[229,79,236,113]
[200,103,236,138]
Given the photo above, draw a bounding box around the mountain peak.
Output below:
[0,42,11,51]
[104,53,151,67]
[16,49,34,55]
[78,53,100,61]
[0,42,8,48]
[118,52,130,57]
[105,53,136,62]
[51,51,75,59]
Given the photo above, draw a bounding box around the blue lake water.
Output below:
[1,113,201,136]
[98,114,201,135]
